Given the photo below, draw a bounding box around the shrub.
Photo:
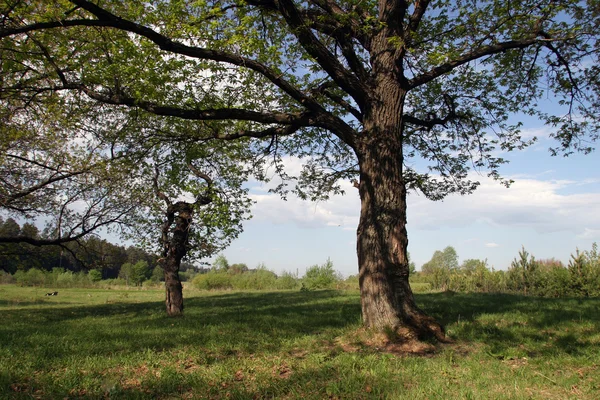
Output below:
[143,279,162,288]
[274,271,300,290]
[303,258,340,290]
[192,272,233,290]
[150,266,164,282]
[14,269,46,287]
[232,268,277,290]
[336,275,359,290]
[88,269,103,282]
[99,278,127,287]
[0,271,15,284]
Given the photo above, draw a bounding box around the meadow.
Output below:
[0,285,598,399]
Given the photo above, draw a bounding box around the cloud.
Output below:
[576,228,600,240]
[247,160,600,239]
[519,126,553,140]
[485,242,500,248]
[250,178,359,229]
[408,175,600,236]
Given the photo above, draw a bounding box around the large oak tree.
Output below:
[1,0,598,341]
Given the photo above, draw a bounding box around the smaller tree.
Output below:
[228,263,249,275]
[212,254,230,273]
[150,266,164,283]
[88,269,102,282]
[421,246,459,290]
[508,247,539,295]
[460,259,487,274]
[131,260,150,286]
[119,262,134,286]
[303,258,340,290]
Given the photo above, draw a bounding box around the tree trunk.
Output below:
[356,85,447,343]
[160,202,194,317]
[164,261,184,317]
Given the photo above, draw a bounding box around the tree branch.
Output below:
[266,0,368,109]
[408,0,431,34]
[409,37,543,89]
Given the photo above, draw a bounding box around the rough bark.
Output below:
[355,75,448,342]
[160,202,194,317]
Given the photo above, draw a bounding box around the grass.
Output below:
[0,285,598,399]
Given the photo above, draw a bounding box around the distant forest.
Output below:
[0,217,199,278]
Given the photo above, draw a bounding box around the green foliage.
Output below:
[231,267,277,290]
[228,263,249,275]
[212,254,229,272]
[302,258,340,290]
[119,260,151,286]
[337,274,360,290]
[12,269,96,288]
[567,243,600,297]
[193,264,301,291]
[0,271,15,284]
[416,243,600,298]
[507,247,539,295]
[88,270,102,282]
[421,246,459,290]
[273,271,300,290]
[192,271,233,290]
[149,266,164,283]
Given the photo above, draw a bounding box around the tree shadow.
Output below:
[0,290,361,362]
[3,290,600,398]
[418,292,600,358]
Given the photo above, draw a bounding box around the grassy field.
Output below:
[0,285,598,399]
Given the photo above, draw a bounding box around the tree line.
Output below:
[0,216,190,282]
[413,244,600,297]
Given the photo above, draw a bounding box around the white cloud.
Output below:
[408,175,600,236]
[519,126,553,140]
[248,162,600,239]
[485,242,500,248]
[250,178,359,229]
[576,228,600,240]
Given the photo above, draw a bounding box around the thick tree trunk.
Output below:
[356,85,447,343]
[160,202,194,317]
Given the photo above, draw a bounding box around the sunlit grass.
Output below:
[1,285,598,399]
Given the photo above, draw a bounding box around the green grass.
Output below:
[0,285,598,399]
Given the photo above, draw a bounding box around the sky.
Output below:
[216,122,600,278]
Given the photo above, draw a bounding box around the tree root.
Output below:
[400,312,454,344]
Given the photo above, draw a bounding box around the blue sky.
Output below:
[217,122,600,277]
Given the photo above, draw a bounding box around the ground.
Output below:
[1,285,598,399]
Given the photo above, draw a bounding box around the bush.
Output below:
[274,271,300,290]
[0,271,15,284]
[192,272,233,290]
[88,269,103,282]
[231,268,277,290]
[303,258,340,290]
[335,275,359,290]
[143,279,162,288]
[150,266,164,282]
[98,278,127,287]
[14,269,45,287]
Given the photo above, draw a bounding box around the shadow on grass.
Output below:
[0,290,361,361]
[2,290,599,363]
[2,289,600,398]
[419,292,600,358]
